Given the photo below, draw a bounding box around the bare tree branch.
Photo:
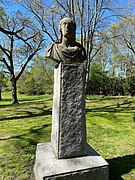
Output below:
[123,36,135,54]
[16,39,44,81]
[0,26,24,35]
[1,58,11,72]
[0,45,10,59]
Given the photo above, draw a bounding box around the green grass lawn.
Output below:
[0,92,135,180]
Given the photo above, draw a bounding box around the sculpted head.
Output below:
[59,18,76,41]
[45,17,86,64]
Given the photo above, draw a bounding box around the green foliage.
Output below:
[87,62,135,96]
[18,55,54,96]
[18,66,53,96]
[127,76,135,96]
[0,92,135,179]
[0,71,8,100]
[87,62,102,95]
[0,71,5,87]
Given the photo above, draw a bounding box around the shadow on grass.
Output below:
[106,154,135,180]
[0,107,52,121]
[86,100,134,113]
[133,113,135,122]
[18,96,53,104]
[0,123,51,142]
[86,95,131,103]
[0,98,14,107]
[0,98,53,108]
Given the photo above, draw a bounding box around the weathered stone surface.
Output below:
[34,142,109,180]
[51,63,87,159]
[51,63,61,157]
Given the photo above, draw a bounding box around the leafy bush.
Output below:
[18,66,53,95]
[86,63,134,96]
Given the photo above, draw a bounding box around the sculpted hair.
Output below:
[59,18,76,31]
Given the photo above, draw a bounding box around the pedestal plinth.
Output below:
[34,143,109,180]
[52,63,86,159]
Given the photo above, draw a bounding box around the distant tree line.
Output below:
[87,62,135,96]
[17,60,135,97]
[0,57,135,98]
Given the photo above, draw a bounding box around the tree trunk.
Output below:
[11,78,18,104]
[0,88,2,101]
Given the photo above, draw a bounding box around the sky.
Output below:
[2,0,135,15]
[2,0,52,13]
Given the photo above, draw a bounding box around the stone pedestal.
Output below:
[52,63,86,159]
[34,143,109,180]
[34,63,109,180]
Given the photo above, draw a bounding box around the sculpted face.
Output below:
[60,18,76,40]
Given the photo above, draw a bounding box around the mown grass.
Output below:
[86,95,135,180]
[0,92,135,180]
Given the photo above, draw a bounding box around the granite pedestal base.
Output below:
[34,142,109,180]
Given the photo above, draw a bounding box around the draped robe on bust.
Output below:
[45,42,87,63]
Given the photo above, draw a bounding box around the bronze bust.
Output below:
[45,18,87,64]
